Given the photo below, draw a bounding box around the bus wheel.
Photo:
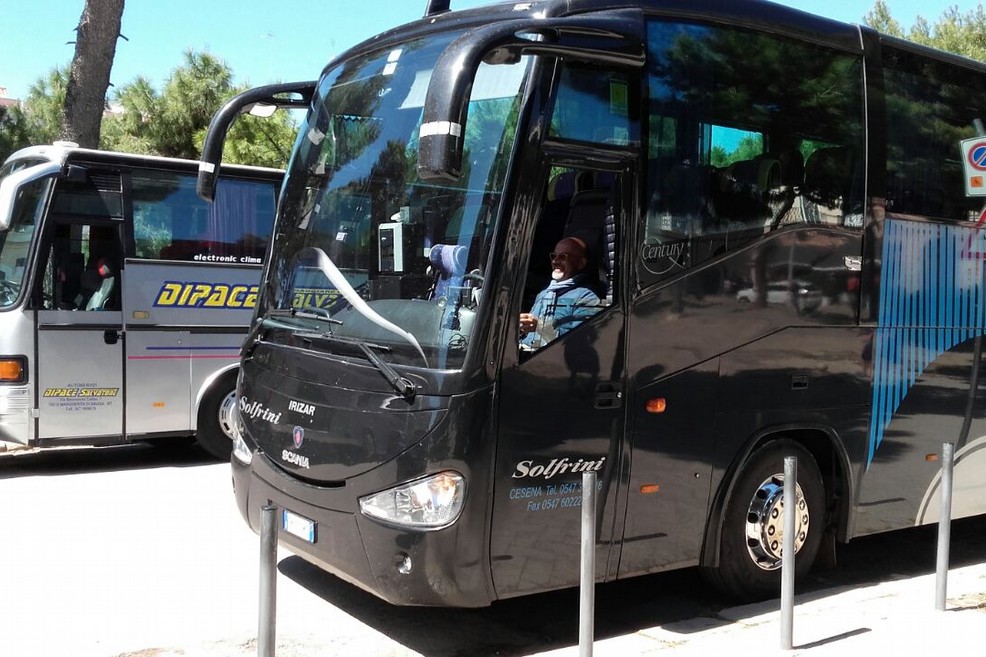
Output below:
[706,439,824,600]
[196,371,238,460]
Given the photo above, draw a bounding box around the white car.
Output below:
[736,280,822,313]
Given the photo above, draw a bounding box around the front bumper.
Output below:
[232,449,494,607]
[0,385,32,446]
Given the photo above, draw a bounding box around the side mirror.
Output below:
[197,81,316,201]
[417,9,644,183]
[0,161,62,231]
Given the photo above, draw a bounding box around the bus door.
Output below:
[35,218,125,441]
[490,162,631,598]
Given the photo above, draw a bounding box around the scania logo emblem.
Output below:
[292,425,305,449]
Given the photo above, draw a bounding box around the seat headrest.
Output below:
[95,258,113,278]
[547,171,577,202]
[727,158,780,192]
[428,244,467,277]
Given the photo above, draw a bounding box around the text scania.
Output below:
[511,457,606,480]
[153,281,258,308]
[281,450,310,468]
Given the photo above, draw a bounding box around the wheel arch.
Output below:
[700,423,854,568]
[192,364,239,430]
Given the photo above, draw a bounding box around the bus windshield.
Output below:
[265,32,529,369]
[0,161,48,308]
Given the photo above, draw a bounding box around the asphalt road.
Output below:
[1,444,984,657]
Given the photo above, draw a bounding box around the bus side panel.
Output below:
[856,337,986,534]
[857,217,986,534]
[124,327,191,435]
[625,228,864,565]
[122,260,258,437]
[714,327,872,538]
[620,359,718,578]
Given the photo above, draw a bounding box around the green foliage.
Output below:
[215,112,300,169]
[8,49,297,168]
[101,50,236,159]
[866,1,986,61]
[864,1,905,38]
[22,66,70,146]
[0,105,35,162]
[712,134,764,167]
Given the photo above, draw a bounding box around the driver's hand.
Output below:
[519,313,537,337]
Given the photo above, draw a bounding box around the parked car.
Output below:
[736,279,823,313]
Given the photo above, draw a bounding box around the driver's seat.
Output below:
[83,259,116,311]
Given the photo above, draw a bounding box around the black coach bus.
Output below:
[198,0,986,605]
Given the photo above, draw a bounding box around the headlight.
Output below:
[230,406,252,465]
[359,471,465,529]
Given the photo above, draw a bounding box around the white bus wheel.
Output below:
[196,370,238,460]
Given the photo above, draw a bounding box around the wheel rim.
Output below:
[744,473,809,571]
[217,391,238,440]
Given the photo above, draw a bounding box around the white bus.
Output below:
[0,143,281,458]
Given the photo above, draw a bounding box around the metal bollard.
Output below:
[579,471,597,657]
[259,505,278,657]
[780,456,797,651]
[935,442,955,612]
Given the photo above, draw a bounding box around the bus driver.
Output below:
[519,236,601,349]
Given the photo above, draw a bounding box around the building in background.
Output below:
[0,87,22,110]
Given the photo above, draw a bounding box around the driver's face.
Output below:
[549,239,585,281]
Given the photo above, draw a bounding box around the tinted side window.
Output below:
[639,20,864,287]
[549,65,641,147]
[883,46,984,221]
[133,171,276,264]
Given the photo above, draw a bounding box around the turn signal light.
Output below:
[0,357,26,384]
[646,397,667,414]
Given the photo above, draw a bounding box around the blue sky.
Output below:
[0,0,970,101]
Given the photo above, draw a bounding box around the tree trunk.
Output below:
[60,0,125,148]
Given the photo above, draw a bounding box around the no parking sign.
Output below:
[961,137,986,196]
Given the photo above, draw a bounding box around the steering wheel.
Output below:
[462,270,484,286]
[0,278,20,303]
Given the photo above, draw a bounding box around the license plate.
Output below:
[281,509,316,543]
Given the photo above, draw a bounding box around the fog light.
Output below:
[359,471,465,529]
[397,554,413,575]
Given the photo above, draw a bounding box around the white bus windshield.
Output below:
[0,161,49,308]
[266,32,530,369]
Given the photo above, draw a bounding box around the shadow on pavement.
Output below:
[278,555,723,657]
[0,442,219,478]
[278,514,986,657]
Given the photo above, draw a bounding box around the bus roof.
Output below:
[5,142,283,177]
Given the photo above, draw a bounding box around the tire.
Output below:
[703,439,825,601]
[196,370,238,460]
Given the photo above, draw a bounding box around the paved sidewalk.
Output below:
[532,563,986,656]
[119,561,986,657]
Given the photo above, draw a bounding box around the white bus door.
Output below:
[35,220,124,441]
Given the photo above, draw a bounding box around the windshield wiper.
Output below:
[356,341,416,400]
[294,330,415,400]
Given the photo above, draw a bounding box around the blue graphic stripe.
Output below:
[868,219,986,464]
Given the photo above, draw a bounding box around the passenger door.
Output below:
[35,218,125,441]
[490,162,631,597]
